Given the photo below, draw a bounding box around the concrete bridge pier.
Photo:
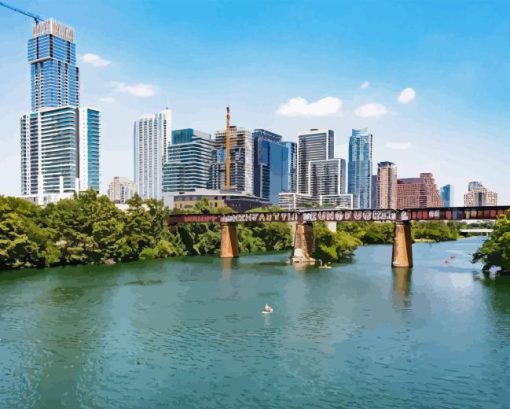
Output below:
[220,222,239,258]
[290,221,315,265]
[392,221,413,268]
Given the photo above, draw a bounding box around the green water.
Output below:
[0,237,509,408]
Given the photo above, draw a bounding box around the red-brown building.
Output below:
[397,173,444,209]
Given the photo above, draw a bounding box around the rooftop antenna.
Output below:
[0,1,44,24]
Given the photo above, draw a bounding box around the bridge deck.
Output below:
[168,206,508,224]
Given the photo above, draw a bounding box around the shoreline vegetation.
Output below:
[0,190,507,273]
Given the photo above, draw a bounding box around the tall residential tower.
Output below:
[348,128,373,209]
[20,19,100,204]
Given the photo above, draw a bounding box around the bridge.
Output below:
[459,228,494,236]
[168,206,508,268]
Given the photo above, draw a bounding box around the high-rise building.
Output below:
[133,109,172,200]
[285,141,297,193]
[29,20,79,111]
[440,184,454,207]
[297,129,334,194]
[377,162,397,209]
[397,173,443,208]
[209,126,253,195]
[464,182,498,206]
[162,128,213,193]
[371,175,378,208]
[280,129,350,209]
[253,129,290,204]
[20,20,100,205]
[108,177,136,204]
[348,128,373,209]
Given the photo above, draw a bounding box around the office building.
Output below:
[20,20,100,205]
[253,129,291,204]
[108,177,136,204]
[377,162,397,209]
[285,141,297,193]
[440,184,454,207]
[133,109,172,200]
[280,129,350,209]
[464,182,498,206]
[162,128,213,192]
[209,126,253,195]
[371,175,378,208]
[397,173,443,208]
[348,128,373,209]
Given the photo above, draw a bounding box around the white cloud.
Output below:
[398,87,416,104]
[355,103,388,118]
[80,53,111,68]
[276,96,342,117]
[386,142,412,150]
[360,81,370,89]
[99,96,115,103]
[111,81,157,97]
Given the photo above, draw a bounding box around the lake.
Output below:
[0,237,509,408]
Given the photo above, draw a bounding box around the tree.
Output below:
[313,222,362,263]
[473,211,510,274]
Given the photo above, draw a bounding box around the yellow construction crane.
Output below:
[225,106,231,191]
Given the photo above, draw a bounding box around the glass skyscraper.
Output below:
[284,141,297,193]
[29,20,79,111]
[253,129,290,204]
[20,20,100,204]
[162,129,213,193]
[348,128,373,209]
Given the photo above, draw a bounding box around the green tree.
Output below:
[473,211,510,274]
[313,222,362,263]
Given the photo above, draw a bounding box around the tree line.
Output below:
[0,191,507,272]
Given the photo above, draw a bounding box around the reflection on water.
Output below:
[0,237,509,409]
[392,267,412,308]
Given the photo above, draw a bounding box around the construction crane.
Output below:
[225,106,231,191]
[0,1,44,24]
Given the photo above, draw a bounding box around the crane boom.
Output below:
[0,1,43,23]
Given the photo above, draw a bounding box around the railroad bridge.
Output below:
[168,206,508,267]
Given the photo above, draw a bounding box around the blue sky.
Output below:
[0,0,509,203]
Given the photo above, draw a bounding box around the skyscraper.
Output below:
[133,109,172,200]
[284,141,297,193]
[397,173,443,208]
[377,162,397,209]
[440,184,454,207]
[464,182,498,206]
[29,20,79,111]
[297,129,334,194]
[162,128,213,193]
[209,126,253,195]
[348,128,373,209]
[20,20,100,205]
[253,129,290,204]
[280,128,350,210]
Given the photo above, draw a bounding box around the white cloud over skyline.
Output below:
[360,81,370,89]
[276,97,342,117]
[111,82,157,97]
[398,88,416,104]
[79,53,111,68]
[355,103,388,118]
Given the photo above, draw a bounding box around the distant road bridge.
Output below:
[459,228,494,236]
[168,206,508,267]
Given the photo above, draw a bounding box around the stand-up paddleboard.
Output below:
[262,310,273,314]
[262,305,274,314]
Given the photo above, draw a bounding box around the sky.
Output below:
[0,0,509,204]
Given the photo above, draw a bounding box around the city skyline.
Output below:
[0,0,508,204]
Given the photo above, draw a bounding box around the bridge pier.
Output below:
[392,221,413,268]
[220,222,239,258]
[290,221,315,265]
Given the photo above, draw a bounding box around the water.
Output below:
[0,237,509,408]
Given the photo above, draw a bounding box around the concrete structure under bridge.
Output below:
[167,206,508,267]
